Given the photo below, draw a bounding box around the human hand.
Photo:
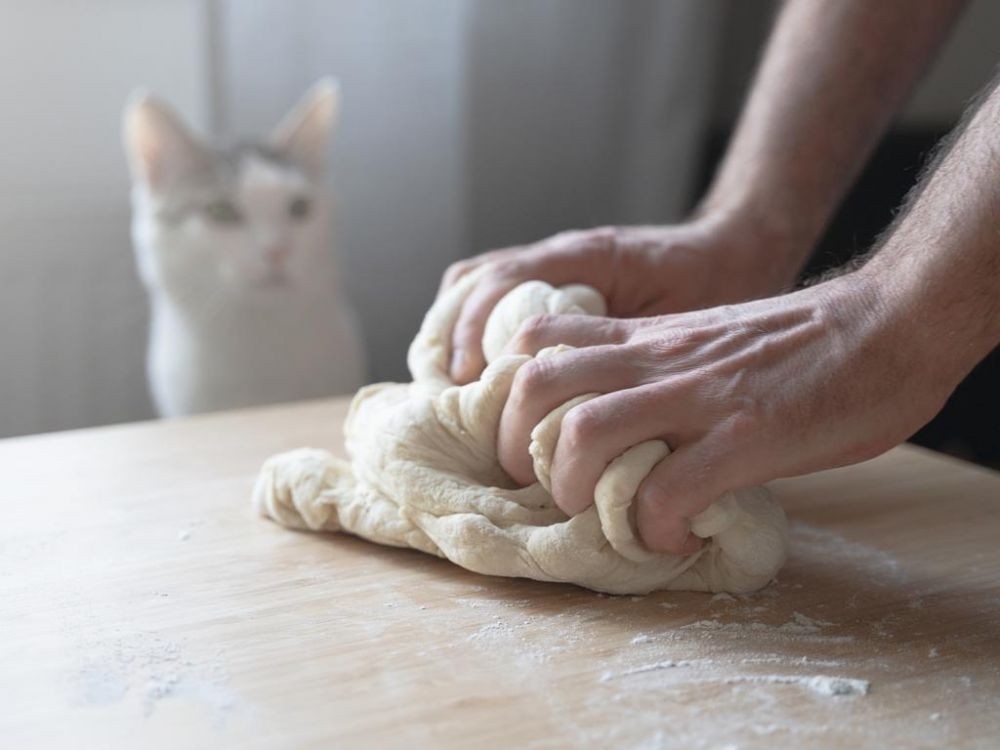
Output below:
[440,215,804,384]
[496,272,954,554]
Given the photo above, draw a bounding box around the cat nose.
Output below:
[264,244,291,266]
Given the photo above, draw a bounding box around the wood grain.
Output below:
[1,397,998,748]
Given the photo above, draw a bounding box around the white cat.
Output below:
[123,79,365,417]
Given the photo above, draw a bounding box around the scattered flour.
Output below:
[790,522,904,582]
[679,616,854,644]
[466,619,513,642]
[464,616,555,664]
[724,674,870,697]
[71,665,129,706]
[69,632,241,726]
[778,612,834,634]
[598,653,868,700]
[143,675,238,720]
[600,659,717,682]
[740,655,846,669]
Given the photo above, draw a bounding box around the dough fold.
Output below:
[253,271,789,594]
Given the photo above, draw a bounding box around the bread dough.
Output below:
[253,271,789,594]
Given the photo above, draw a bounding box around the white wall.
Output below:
[0,1,208,438]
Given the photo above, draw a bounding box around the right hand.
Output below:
[439,216,805,383]
[492,269,955,553]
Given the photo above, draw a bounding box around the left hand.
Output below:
[438,218,804,384]
[496,271,953,555]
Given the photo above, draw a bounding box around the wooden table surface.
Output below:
[1,397,998,748]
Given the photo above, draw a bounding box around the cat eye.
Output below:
[204,200,243,225]
[288,196,311,220]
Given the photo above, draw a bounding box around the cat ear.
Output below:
[270,78,339,177]
[123,91,211,194]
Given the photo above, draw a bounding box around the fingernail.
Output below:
[555,492,590,517]
[679,532,704,556]
[450,349,465,378]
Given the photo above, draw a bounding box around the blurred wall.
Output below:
[220,0,473,385]
[0,0,722,437]
[0,1,208,438]
[2,0,996,439]
[462,1,723,249]
[220,0,724,382]
[710,0,1000,130]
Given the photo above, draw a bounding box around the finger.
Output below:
[510,235,617,295]
[635,504,703,557]
[635,438,736,554]
[471,230,618,303]
[448,230,617,382]
[549,385,679,516]
[439,259,480,296]
[450,278,523,383]
[497,345,641,485]
[503,314,632,357]
[438,246,523,297]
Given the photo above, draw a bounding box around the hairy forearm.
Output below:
[700,0,966,272]
[862,75,1000,389]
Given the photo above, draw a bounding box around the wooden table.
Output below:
[1,398,998,748]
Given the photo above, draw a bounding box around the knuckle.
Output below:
[550,228,584,246]
[721,400,762,445]
[560,403,603,446]
[513,358,557,397]
[452,318,485,349]
[514,313,558,350]
[638,465,703,516]
[479,261,525,290]
[445,259,472,279]
[637,474,670,509]
[638,511,689,554]
[590,224,620,249]
[644,330,696,359]
[479,258,503,274]
[601,318,632,344]
[566,225,620,259]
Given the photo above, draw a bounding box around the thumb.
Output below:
[635,440,736,555]
[450,278,519,383]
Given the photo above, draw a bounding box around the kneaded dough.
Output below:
[253,271,789,594]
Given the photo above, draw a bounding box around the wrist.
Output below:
[686,206,812,299]
[695,183,826,266]
[827,264,969,409]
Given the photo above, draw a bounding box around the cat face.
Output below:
[124,80,339,297]
[148,148,330,292]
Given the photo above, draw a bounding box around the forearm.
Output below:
[700,0,966,274]
[862,76,1000,390]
